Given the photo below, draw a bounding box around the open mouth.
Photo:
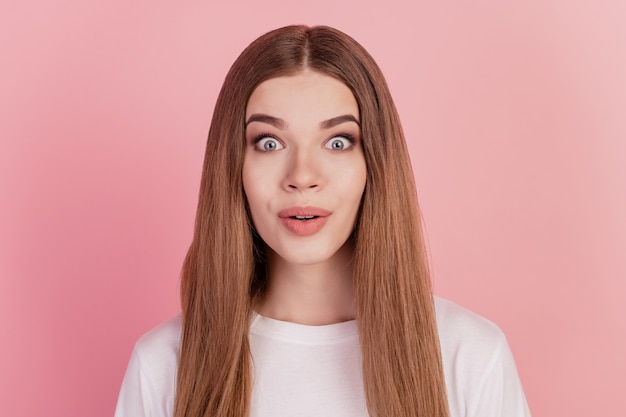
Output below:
[291,215,319,221]
[278,206,331,222]
[278,207,330,236]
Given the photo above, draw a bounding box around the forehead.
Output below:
[245,70,359,123]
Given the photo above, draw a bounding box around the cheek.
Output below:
[350,163,367,215]
[242,160,259,213]
[242,156,274,221]
[337,159,367,200]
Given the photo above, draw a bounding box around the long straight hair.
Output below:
[175,25,449,417]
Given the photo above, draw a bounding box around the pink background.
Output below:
[2,1,625,416]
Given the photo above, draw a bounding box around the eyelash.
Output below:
[332,133,355,143]
[252,132,279,144]
[252,133,283,152]
[331,133,354,142]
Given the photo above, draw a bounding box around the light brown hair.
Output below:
[175,25,449,417]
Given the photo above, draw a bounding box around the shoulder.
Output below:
[434,296,505,349]
[134,314,182,360]
[434,297,531,417]
[115,315,182,417]
[132,314,182,384]
[434,296,506,374]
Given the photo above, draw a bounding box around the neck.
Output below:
[257,242,356,326]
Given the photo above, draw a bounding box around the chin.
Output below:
[275,249,339,267]
[268,237,355,268]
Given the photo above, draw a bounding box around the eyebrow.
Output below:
[245,113,360,129]
[245,114,285,128]
[320,114,360,129]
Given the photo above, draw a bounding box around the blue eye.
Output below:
[324,136,353,150]
[255,136,284,152]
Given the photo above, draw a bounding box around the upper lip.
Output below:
[278,206,332,218]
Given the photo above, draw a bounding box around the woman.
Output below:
[115,25,531,417]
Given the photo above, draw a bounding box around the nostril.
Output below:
[287,183,318,190]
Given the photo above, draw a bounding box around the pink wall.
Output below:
[2,1,625,416]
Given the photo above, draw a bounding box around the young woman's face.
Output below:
[243,70,367,267]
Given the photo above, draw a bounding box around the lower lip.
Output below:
[280,216,329,236]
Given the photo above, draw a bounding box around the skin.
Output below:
[243,70,367,326]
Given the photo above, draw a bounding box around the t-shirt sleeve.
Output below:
[435,297,532,417]
[114,345,156,417]
[470,335,531,417]
[113,316,180,417]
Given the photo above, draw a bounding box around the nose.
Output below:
[283,147,322,191]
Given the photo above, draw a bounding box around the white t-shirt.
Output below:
[115,297,531,417]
